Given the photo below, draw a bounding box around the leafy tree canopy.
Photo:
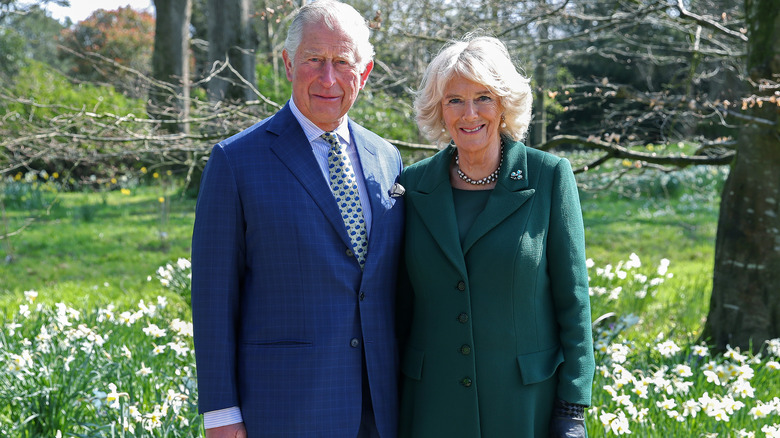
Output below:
[58,6,155,98]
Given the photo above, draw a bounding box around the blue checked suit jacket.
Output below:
[191,103,404,437]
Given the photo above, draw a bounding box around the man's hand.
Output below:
[206,423,247,438]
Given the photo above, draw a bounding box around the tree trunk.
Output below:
[532,16,548,147]
[207,0,256,102]
[702,0,780,353]
[150,0,192,134]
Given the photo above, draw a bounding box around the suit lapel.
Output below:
[350,120,385,224]
[407,147,467,278]
[462,140,536,254]
[268,104,352,248]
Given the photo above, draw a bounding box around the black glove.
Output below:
[549,398,587,438]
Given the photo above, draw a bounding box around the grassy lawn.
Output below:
[1,183,194,307]
[1,157,723,333]
[1,161,720,301]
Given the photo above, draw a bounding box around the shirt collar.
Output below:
[289,97,351,146]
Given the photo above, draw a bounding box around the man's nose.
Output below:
[319,62,336,87]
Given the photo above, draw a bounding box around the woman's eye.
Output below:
[477,95,493,103]
[447,98,463,105]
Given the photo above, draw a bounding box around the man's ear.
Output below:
[282,49,294,81]
[358,60,374,90]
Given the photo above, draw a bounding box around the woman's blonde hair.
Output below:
[414,34,533,145]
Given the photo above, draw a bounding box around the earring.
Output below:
[501,115,506,128]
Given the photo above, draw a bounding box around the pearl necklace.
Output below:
[455,146,503,185]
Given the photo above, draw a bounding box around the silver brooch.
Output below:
[388,182,406,198]
[510,170,524,180]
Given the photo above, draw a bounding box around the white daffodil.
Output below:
[142,323,167,338]
[23,290,38,303]
[152,343,166,355]
[704,370,721,386]
[136,362,153,377]
[673,364,693,377]
[656,397,677,410]
[656,340,681,358]
[121,345,133,359]
[749,402,775,419]
[105,383,128,409]
[682,399,701,417]
[692,345,710,357]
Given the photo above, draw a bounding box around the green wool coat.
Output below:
[397,140,595,437]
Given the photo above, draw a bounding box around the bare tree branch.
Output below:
[674,0,748,42]
[539,135,736,167]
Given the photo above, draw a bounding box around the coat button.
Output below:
[457,313,469,323]
[346,248,354,257]
[359,292,366,301]
[350,338,360,348]
[460,344,471,355]
[456,281,466,291]
[461,377,472,387]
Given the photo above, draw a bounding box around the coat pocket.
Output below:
[516,345,564,385]
[401,346,425,380]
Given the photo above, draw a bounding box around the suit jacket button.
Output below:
[461,377,472,387]
[359,292,366,301]
[460,344,471,355]
[457,313,469,323]
[456,281,466,291]
[346,248,354,257]
[350,338,360,348]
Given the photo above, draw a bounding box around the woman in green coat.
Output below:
[398,35,595,437]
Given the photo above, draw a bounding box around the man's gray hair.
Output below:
[284,0,375,71]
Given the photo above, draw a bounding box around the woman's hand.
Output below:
[549,399,586,438]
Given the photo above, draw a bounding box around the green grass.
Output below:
[1,181,194,307]
[571,155,724,338]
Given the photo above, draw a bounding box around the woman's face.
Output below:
[441,76,503,156]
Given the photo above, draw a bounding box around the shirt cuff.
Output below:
[203,406,243,429]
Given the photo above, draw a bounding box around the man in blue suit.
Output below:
[191,1,404,437]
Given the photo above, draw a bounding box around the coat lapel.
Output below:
[462,140,536,254]
[267,104,352,249]
[407,147,467,277]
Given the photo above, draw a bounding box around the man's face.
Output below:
[283,22,373,132]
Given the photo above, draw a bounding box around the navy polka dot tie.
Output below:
[322,132,367,268]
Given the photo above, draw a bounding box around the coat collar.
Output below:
[408,139,536,272]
